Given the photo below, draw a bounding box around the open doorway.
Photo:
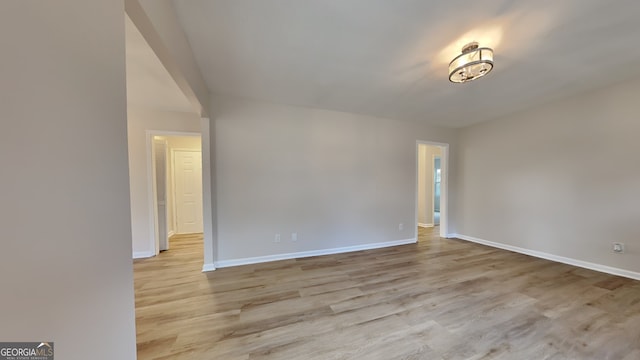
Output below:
[150,133,203,254]
[433,156,441,226]
[416,142,448,238]
[125,13,214,270]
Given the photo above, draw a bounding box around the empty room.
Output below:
[2,1,639,360]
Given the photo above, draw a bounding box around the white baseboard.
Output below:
[216,238,417,268]
[418,223,434,228]
[202,263,216,272]
[452,234,640,281]
[133,251,155,259]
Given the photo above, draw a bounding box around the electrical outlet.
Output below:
[291,233,298,242]
[399,223,404,231]
[612,243,625,253]
[274,234,281,243]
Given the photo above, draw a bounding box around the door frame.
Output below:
[146,130,203,256]
[200,118,215,271]
[152,136,170,252]
[415,141,449,238]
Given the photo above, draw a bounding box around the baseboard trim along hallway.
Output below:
[453,233,640,281]
[133,251,155,259]
[201,263,216,272]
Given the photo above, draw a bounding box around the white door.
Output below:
[174,150,203,234]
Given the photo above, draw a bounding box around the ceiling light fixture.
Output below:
[448,42,494,83]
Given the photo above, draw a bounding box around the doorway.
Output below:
[433,156,441,226]
[124,12,215,270]
[150,133,203,254]
[416,142,448,238]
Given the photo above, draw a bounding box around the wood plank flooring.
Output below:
[134,229,640,359]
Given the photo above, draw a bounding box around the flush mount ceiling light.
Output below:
[448,42,494,83]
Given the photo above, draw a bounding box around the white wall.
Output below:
[167,136,201,150]
[212,96,457,265]
[126,0,209,115]
[0,2,136,359]
[457,77,640,276]
[418,144,442,226]
[128,107,201,257]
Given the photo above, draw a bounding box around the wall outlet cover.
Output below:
[613,243,625,253]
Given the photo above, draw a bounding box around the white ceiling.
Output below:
[125,15,194,113]
[172,0,640,127]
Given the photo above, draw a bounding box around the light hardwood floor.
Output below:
[134,229,640,359]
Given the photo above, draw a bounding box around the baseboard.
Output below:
[452,234,640,281]
[418,223,434,228]
[216,238,417,268]
[133,251,155,259]
[202,263,216,272]
[167,231,175,238]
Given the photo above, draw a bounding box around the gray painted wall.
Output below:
[457,77,640,274]
[212,96,457,263]
[0,2,136,359]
